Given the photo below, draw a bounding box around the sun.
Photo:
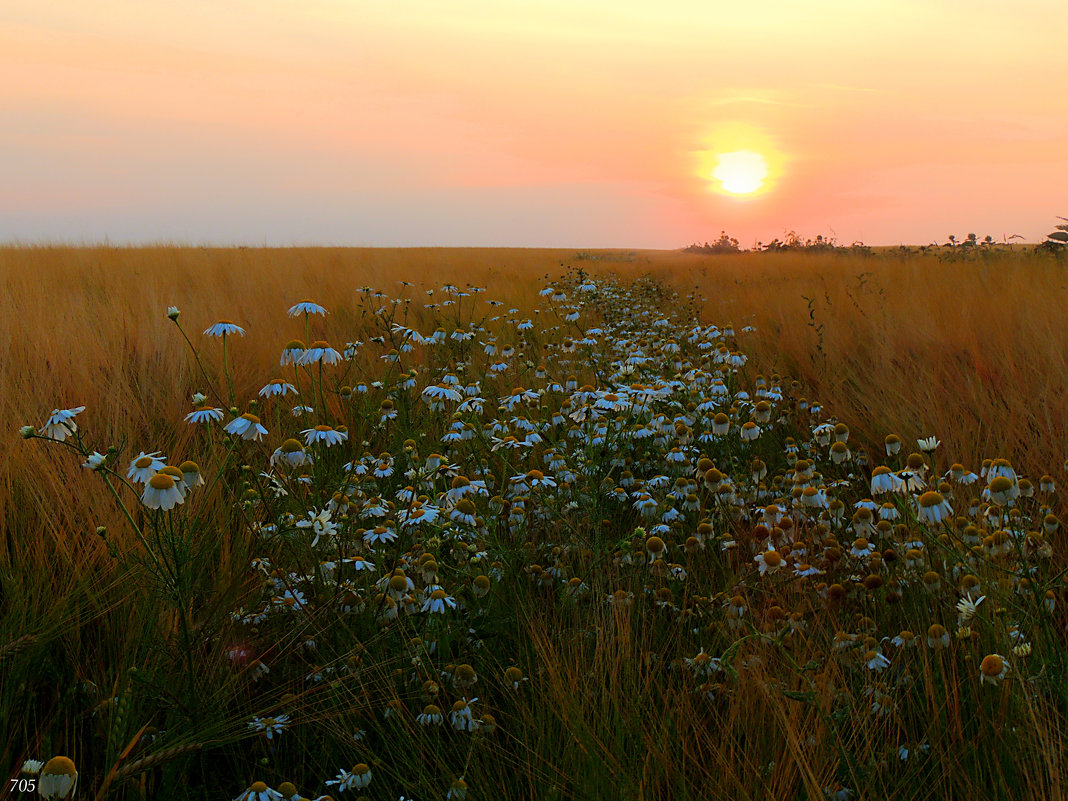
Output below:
[712,151,768,195]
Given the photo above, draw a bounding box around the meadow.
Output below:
[3,245,1067,800]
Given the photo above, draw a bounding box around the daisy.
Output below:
[346,555,376,572]
[864,650,891,671]
[185,406,224,424]
[301,425,347,447]
[890,630,917,648]
[754,546,784,576]
[38,758,78,801]
[849,538,875,558]
[373,456,394,478]
[259,379,298,398]
[142,473,185,511]
[297,341,343,365]
[800,486,830,509]
[363,525,398,546]
[179,460,205,489]
[829,441,851,464]
[82,451,106,471]
[39,406,86,441]
[280,339,305,366]
[423,384,463,403]
[956,595,986,623]
[878,502,900,520]
[449,499,478,526]
[399,501,437,529]
[224,414,268,441]
[986,475,1019,506]
[422,588,457,614]
[417,704,444,726]
[296,508,337,548]
[203,321,245,337]
[287,300,328,316]
[926,624,951,650]
[684,649,723,678]
[127,451,167,483]
[271,439,312,468]
[248,714,291,740]
[916,491,953,525]
[979,653,1010,686]
[917,436,940,453]
[450,699,477,731]
[325,764,372,792]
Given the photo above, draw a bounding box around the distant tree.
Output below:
[1041,217,1068,253]
[684,231,742,254]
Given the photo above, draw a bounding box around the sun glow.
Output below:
[713,151,768,195]
[695,123,783,200]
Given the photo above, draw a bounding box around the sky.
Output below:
[2,0,1067,248]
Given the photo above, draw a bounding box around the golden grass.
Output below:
[6,244,1063,501]
[4,243,1065,596]
[634,248,1068,478]
[0,246,587,557]
[4,244,1067,798]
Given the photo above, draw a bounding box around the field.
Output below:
[3,245,1067,800]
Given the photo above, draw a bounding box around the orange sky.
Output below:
[2,1,1066,247]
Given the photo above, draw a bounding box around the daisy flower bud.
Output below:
[20,425,36,439]
[166,305,180,321]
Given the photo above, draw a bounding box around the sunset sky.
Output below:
[3,1,1066,247]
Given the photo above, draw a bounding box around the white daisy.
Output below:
[39,406,86,441]
[301,425,347,447]
[287,300,328,316]
[224,414,268,441]
[233,781,283,801]
[258,379,298,398]
[127,451,167,483]
[326,764,372,792]
[185,406,224,424]
[203,320,245,337]
[142,473,185,511]
[297,341,343,365]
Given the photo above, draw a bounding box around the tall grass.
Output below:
[638,247,1068,478]
[3,245,1067,800]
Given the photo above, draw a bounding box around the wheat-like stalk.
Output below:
[112,743,203,780]
[0,634,37,662]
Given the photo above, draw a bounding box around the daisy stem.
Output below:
[99,472,169,580]
[222,334,235,407]
[172,321,229,411]
[291,361,304,408]
[318,361,327,424]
